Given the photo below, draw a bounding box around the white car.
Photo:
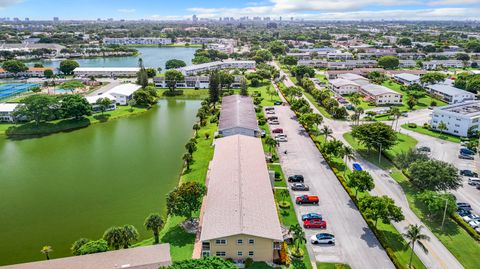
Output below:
[266,110,275,115]
[469,220,480,228]
[310,233,335,245]
[463,214,479,223]
[269,120,280,125]
[275,134,288,142]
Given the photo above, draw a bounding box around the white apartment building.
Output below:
[393,73,421,85]
[104,84,141,105]
[286,52,311,60]
[425,84,475,104]
[422,60,464,70]
[73,67,140,78]
[103,37,172,45]
[329,79,361,95]
[399,60,416,68]
[359,84,403,105]
[337,73,370,86]
[0,67,55,78]
[430,101,480,137]
[177,61,255,76]
[85,95,117,112]
[0,103,20,122]
[298,60,328,68]
[327,52,354,60]
[154,75,244,89]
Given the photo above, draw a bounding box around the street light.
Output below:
[434,195,449,231]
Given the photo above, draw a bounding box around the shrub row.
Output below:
[451,213,480,241]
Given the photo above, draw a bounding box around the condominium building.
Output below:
[153,75,244,89]
[425,84,475,104]
[286,52,311,60]
[103,37,172,45]
[0,103,20,122]
[73,67,140,78]
[393,73,421,85]
[218,95,261,137]
[430,101,480,137]
[298,60,328,68]
[104,83,141,105]
[0,67,55,78]
[329,79,361,95]
[422,60,464,70]
[359,84,403,105]
[177,61,256,76]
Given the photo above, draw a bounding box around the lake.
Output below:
[29,47,197,70]
[0,99,202,265]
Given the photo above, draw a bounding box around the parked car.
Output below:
[462,214,480,223]
[266,110,275,115]
[353,163,363,171]
[310,233,335,245]
[457,209,470,217]
[401,112,408,117]
[460,148,475,155]
[291,183,309,191]
[261,130,266,138]
[468,220,480,229]
[468,178,480,186]
[288,175,304,183]
[303,219,327,229]
[302,213,323,221]
[275,134,288,142]
[477,185,480,190]
[267,116,278,121]
[457,202,472,211]
[296,195,319,205]
[346,104,354,110]
[265,107,275,111]
[417,146,431,153]
[460,170,479,177]
[274,101,283,105]
[459,154,474,160]
[269,120,280,125]
[272,128,284,134]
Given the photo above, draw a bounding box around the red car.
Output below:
[303,219,327,229]
[272,128,283,134]
[296,195,319,205]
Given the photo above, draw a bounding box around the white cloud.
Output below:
[117,8,136,13]
[0,0,22,9]
[429,0,479,5]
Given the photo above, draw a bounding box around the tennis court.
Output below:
[0,84,39,100]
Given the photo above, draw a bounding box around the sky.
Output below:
[0,0,479,21]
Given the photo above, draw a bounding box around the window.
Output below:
[454,130,459,134]
[215,239,227,245]
[237,251,243,256]
[237,239,243,245]
[248,239,255,245]
[248,251,254,257]
[216,252,226,257]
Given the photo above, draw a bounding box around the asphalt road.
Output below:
[271,105,394,269]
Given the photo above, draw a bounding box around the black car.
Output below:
[291,183,309,191]
[288,175,304,183]
[457,209,471,217]
[460,169,479,177]
[417,146,431,153]
[457,202,472,211]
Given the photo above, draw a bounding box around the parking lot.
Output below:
[268,105,394,269]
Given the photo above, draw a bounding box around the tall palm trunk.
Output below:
[409,241,416,268]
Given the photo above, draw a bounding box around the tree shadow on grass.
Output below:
[161,224,195,247]
[6,118,91,140]
[93,114,111,122]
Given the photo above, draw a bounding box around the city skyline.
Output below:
[0,0,479,21]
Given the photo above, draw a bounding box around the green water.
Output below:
[0,99,201,265]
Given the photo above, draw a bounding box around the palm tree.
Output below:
[183,153,193,170]
[40,246,53,260]
[144,213,164,244]
[121,225,139,249]
[289,224,306,255]
[389,107,400,128]
[103,226,124,250]
[319,125,333,141]
[343,145,355,175]
[185,141,197,154]
[265,136,279,153]
[403,224,430,269]
[437,121,447,135]
[355,107,364,125]
[192,123,200,137]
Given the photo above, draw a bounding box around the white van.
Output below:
[468,178,480,186]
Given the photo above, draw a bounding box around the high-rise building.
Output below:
[25,17,30,21]
[53,17,59,22]
[192,14,198,22]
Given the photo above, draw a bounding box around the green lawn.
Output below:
[344,133,480,269]
[249,262,276,269]
[270,163,287,188]
[401,124,462,143]
[316,263,351,269]
[250,81,282,107]
[382,80,448,110]
[157,88,209,99]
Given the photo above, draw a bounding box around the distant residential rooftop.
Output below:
[437,101,480,117]
[393,73,420,81]
[1,244,171,269]
[426,84,473,97]
[74,67,141,72]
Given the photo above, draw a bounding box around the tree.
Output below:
[166,182,206,222]
[133,88,157,107]
[437,121,447,134]
[266,86,275,101]
[288,224,306,255]
[185,140,197,154]
[378,56,400,69]
[408,159,461,191]
[144,213,164,244]
[403,225,430,269]
[44,69,54,78]
[209,71,220,108]
[322,139,344,158]
[299,113,323,131]
[146,68,157,78]
[59,60,79,75]
[268,40,287,56]
[420,72,446,85]
[77,239,108,255]
[348,170,375,198]
[162,70,184,93]
[292,65,315,81]
[417,191,456,219]
[160,256,236,269]
[265,136,279,153]
[466,76,480,94]
[359,195,404,227]
[397,37,412,46]
[407,95,417,110]
[319,125,332,141]
[40,246,53,260]
[60,94,92,119]
[342,146,355,173]
[103,226,124,250]
[394,149,429,169]
[165,59,187,70]
[351,122,397,152]
[240,77,248,96]
[71,238,89,255]
[13,94,56,125]
[121,225,139,248]
[283,55,298,65]
[254,49,273,63]
[2,60,28,74]
[456,53,470,62]
[182,152,193,170]
[96,97,113,115]
[367,71,387,84]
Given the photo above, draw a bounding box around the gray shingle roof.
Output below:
[219,95,259,132]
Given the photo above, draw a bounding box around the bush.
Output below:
[77,239,108,255]
[430,100,437,107]
[423,123,429,129]
[278,201,291,209]
[258,119,266,126]
[275,171,281,178]
[245,257,254,268]
[451,214,480,241]
[162,90,184,96]
[408,123,417,128]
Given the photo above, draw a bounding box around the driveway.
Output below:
[271,105,394,269]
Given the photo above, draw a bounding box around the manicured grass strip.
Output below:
[316,262,351,269]
[157,88,209,99]
[401,124,461,143]
[344,133,480,269]
[249,81,282,107]
[303,91,334,119]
